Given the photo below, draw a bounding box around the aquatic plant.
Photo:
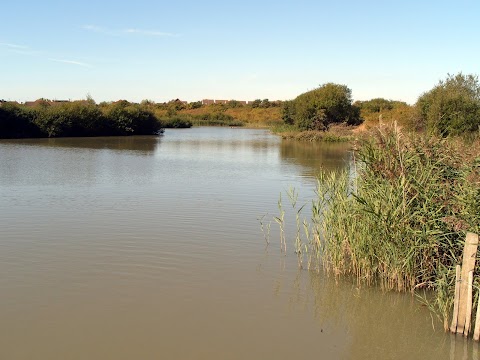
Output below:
[267,123,480,327]
[274,193,286,254]
[258,214,271,246]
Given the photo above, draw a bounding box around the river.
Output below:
[0,127,476,359]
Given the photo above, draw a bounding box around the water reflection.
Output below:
[276,268,480,360]
[0,136,161,187]
[0,135,161,154]
[279,139,352,177]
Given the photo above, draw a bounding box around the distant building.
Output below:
[24,99,70,107]
[202,99,215,105]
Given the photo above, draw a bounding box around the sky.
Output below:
[1,0,479,104]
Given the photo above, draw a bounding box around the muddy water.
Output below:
[0,127,476,359]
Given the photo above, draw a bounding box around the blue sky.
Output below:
[1,0,479,104]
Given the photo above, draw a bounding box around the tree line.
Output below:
[2,72,479,138]
[0,100,164,138]
[281,72,480,137]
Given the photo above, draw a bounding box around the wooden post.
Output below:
[464,271,474,336]
[456,232,479,334]
[451,265,461,333]
[474,289,480,341]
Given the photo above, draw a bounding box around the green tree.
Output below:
[227,100,242,108]
[251,99,262,108]
[355,98,399,113]
[282,100,295,125]
[188,101,203,109]
[0,103,40,138]
[284,83,362,130]
[417,73,480,136]
[260,99,271,108]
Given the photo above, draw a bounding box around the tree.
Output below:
[282,100,295,125]
[355,98,400,113]
[417,73,480,136]
[0,103,40,138]
[283,83,362,130]
[260,99,271,108]
[188,101,203,109]
[251,99,262,108]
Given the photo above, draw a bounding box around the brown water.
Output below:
[0,127,477,359]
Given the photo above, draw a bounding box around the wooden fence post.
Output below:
[464,271,474,336]
[456,233,479,334]
[474,288,480,341]
[451,265,461,332]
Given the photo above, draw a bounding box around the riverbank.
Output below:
[271,123,356,142]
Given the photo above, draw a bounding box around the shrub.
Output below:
[283,83,362,131]
[417,73,480,136]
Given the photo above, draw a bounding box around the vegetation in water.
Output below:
[267,123,480,329]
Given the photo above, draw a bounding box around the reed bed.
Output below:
[268,123,480,327]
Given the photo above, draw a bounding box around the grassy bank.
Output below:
[151,104,282,128]
[272,123,355,142]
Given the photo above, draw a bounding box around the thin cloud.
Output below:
[123,28,178,37]
[0,42,92,68]
[1,40,92,68]
[83,24,179,37]
[0,42,28,49]
[49,58,92,68]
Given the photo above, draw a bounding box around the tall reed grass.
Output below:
[269,123,479,328]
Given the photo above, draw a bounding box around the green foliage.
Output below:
[102,102,163,135]
[0,100,163,138]
[355,98,407,113]
[158,115,192,128]
[283,83,362,131]
[188,101,203,109]
[308,125,479,327]
[259,99,272,108]
[0,103,40,138]
[226,100,242,108]
[268,123,479,327]
[167,99,187,111]
[281,100,295,125]
[190,112,244,127]
[417,73,480,136]
[250,99,262,108]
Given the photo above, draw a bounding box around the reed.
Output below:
[258,214,271,246]
[274,193,287,254]
[286,186,306,268]
[269,123,480,326]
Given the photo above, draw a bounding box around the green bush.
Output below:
[417,73,480,136]
[282,83,362,131]
[0,103,40,138]
[0,100,163,138]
